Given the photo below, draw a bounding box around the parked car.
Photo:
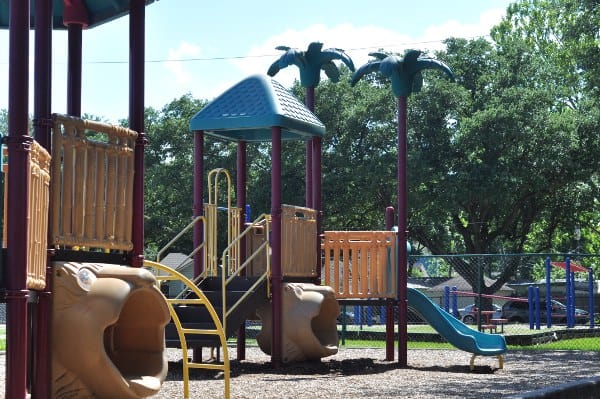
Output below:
[457,304,502,324]
[501,299,589,324]
[337,310,378,325]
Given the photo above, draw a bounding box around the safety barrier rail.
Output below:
[144,260,230,399]
[2,140,51,290]
[27,141,51,289]
[50,114,137,251]
[322,231,397,299]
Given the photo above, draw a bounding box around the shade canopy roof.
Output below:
[0,0,156,30]
[189,74,325,142]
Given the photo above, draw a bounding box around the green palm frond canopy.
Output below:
[351,49,454,97]
[267,41,355,88]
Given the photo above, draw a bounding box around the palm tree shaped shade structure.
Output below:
[351,49,454,367]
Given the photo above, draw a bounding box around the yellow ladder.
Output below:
[144,260,230,399]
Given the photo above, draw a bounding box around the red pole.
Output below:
[129,0,146,267]
[7,1,31,397]
[312,135,322,283]
[271,127,282,368]
[236,141,247,360]
[385,206,395,361]
[66,24,82,117]
[32,0,53,396]
[397,96,408,367]
[305,86,315,208]
[193,132,204,277]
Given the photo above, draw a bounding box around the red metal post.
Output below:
[271,127,282,368]
[129,0,146,267]
[32,0,53,396]
[305,87,315,208]
[66,24,82,117]
[193,132,204,277]
[6,2,31,397]
[385,206,395,361]
[312,135,322,283]
[236,140,247,360]
[397,97,408,367]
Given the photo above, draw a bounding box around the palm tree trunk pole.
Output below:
[271,127,283,368]
[7,1,31,396]
[305,86,315,208]
[397,96,408,367]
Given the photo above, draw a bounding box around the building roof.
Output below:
[0,0,156,30]
[160,252,192,271]
[427,275,514,293]
[189,74,326,142]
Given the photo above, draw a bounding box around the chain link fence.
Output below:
[329,253,600,347]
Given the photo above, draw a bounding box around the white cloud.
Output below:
[163,41,201,85]
[229,8,507,90]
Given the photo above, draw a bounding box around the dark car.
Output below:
[501,299,589,324]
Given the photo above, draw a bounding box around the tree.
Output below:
[143,94,238,258]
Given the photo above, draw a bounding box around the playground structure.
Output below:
[0,2,508,398]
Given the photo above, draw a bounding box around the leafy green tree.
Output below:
[143,94,238,258]
[0,109,7,136]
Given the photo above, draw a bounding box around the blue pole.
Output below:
[535,287,541,330]
[528,286,534,330]
[570,270,576,327]
[366,304,373,327]
[451,286,458,318]
[444,286,450,313]
[545,257,552,328]
[353,305,360,325]
[589,268,595,329]
[565,257,571,327]
[245,204,251,223]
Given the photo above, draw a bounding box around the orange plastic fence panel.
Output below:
[321,231,397,299]
[50,115,137,251]
[281,205,317,278]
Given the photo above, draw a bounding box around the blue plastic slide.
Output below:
[407,288,507,356]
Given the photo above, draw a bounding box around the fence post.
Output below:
[528,285,534,330]
[545,257,552,328]
[565,257,572,328]
[534,286,541,330]
[589,268,595,329]
[451,286,458,318]
[444,285,450,314]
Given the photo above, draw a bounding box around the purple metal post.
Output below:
[193,132,204,277]
[7,2,31,397]
[397,96,408,367]
[236,140,247,360]
[305,86,315,208]
[565,258,572,327]
[66,24,83,117]
[271,127,282,368]
[129,0,146,267]
[545,258,552,327]
[32,1,53,397]
[384,206,395,361]
[312,135,322,283]
[589,268,595,329]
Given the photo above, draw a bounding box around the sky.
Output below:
[0,0,515,123]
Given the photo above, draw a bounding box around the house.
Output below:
[425,275,514,309]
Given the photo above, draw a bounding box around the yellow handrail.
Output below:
[155,215,206,265]
[144,260,230,399]
[219,214,271,334]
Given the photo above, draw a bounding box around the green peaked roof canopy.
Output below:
[0,0,156,30]
[189,74,325,142]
